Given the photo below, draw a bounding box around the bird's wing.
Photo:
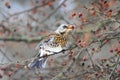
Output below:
[35,36,52,50]
[35,32,56,50]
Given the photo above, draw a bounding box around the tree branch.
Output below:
[0,36,43,43]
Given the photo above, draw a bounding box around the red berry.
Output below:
[72,57,75,62]
[104,1,107,4]
[117,50,120,55]
[44,54,48,58]
[105,39,109,43]
[77,39,81,43]
[62,3,66,7]
[62,62,67,66]
[50,58,54,62]
[117,69,120,73]
[71,12,76,17]
[0,74,2,78]
[69,50,73,55]
[95,73,99,76]
[102,58,107,62]
[114,48,118,52]
[36,0,39,3]
[92,48,95,51]
[48,1,53,7]
[15,63,21,68]
[69,12,76,19]
[68,54,72,58]
[110,49,113,53]
[78,12,82,18]
[82,56,86,61]
[118,50,120,53]
[103,26,106,30]
[7,71,13,77]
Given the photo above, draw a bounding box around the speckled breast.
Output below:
[54,34,67,47]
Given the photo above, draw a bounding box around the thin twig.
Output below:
[7,1,51,18]
[86,49,95,68]
[0,49,12,62]
[39,0,66,24]
[107,57,120,80]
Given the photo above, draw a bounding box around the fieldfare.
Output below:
[28,24,74,68]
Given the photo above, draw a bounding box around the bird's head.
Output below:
[55,24,74,34]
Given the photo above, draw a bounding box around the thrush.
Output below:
[28,24,74,68]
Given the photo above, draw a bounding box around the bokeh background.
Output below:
[0,0,120,80]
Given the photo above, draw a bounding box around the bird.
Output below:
[28,24,74,68]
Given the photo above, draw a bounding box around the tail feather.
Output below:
[28,58,46,68]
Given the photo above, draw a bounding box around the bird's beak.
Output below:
[66,25,74,30]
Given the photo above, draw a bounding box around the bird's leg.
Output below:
[61,49,66,54]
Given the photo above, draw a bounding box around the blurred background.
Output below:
[0,0,120,80]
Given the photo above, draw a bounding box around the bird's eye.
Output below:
[63,25,67,28]
[60,32,65,35]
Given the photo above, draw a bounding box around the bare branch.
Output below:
[0,36,43,43]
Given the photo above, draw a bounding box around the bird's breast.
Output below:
[54,34,67,47]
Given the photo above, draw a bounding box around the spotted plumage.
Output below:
[54,33,67,47]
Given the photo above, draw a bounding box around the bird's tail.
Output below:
[28,58,47,68]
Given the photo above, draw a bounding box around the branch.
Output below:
[0,36,43,43]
